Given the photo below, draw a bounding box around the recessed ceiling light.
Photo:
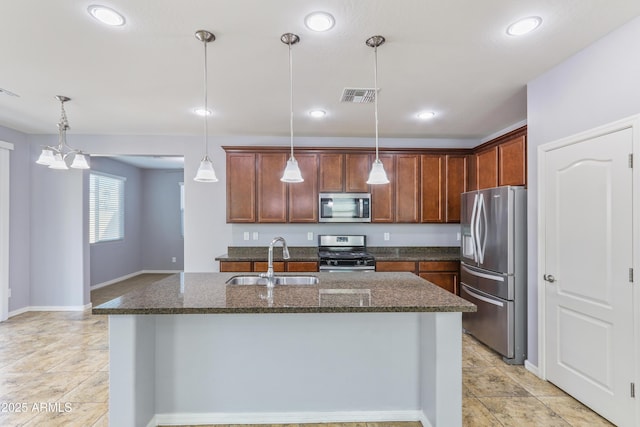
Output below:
[304,12,335,32]
[309,109,326,118]
[88,5,126,27]
[417,111,436,120]
[506,16,542,36]
[194,108,212,117]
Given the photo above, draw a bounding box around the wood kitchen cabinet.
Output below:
[421,155,445,222]
[498,135,526,186]
[219,261,253,272]
[219,260,318,272]
[257,153,288,222]
[419,261,460,295]
[475,146,499,190]
[445,155,467,223]
[371,154,395,223]
[318,153,369,193]
[288,153,318,222]
[286,261,318,272]
[253,262,285,272]
[375,261,418,274]
[395,154,420,223]
[226,152,256,222]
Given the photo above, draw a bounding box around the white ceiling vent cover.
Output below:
[340,88,377,103]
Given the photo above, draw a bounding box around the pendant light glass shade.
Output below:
[194,155,218,182]
[49,153,69,170]
[71,153,90,169]
[366,35,389,185]
[193,30,219,183]
[280,33,303,183]
[281,158,304,182]
[367,158,389,184]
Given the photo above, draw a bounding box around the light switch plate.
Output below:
[384,232,390,241]
[243,231,250,241]
[253,232,259,240]
[456,232,461,241]
[307,232,314,241]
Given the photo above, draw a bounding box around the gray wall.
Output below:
[89,157,143,286]
[526,15,640,366]
[141,169,184,270]
[0,125,30,312]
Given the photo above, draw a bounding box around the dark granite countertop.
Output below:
[215,246,460,262]
[92,272,475,315]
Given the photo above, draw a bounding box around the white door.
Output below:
[543,127,635,426]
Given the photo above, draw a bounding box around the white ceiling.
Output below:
[1,0,639,141]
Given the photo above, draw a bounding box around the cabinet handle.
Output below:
[543,274,556,283]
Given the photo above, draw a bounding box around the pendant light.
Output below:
[366,35,389,185]
[193,30,219,183]
[36,96,90,170]
[280,32,304,183]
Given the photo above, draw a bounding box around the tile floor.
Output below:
[0,274,614,427]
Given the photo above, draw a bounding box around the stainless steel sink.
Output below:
[226,275,319,286]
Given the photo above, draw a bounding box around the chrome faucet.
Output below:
[260,236,290,287]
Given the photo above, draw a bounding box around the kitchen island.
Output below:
[93,272,475,427]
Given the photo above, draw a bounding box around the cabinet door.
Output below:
[318,153,343,192]
[421,155,445,223]
[498,135,526,186]
[476,146,499,189]
[445,155,467,223]
[257,153,288,222]
[219,261,252,272]
[227,152,256,223]
[254,261,285,272]
[370,154,395,222]
[467,154,478,191]
[395,154,420,223]
[345,153,371,193]
[288,153,318,222]
[286,261,318,272]
[419,272,458,294]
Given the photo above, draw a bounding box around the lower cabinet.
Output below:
[219,261,318,272]
[376,260,460,294]
[418,261,459,295]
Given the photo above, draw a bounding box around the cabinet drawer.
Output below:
[420,272,458,294]
[286,261,318,272]
[254,262,285,272]
[419,261,459,272]
[219,261,253,272]
[376,261,417,272]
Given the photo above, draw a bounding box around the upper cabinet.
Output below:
[470,127,527,190]
[223,128,526,224]
[319,153,369,193]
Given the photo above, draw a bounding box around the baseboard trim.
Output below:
[9,303,92,317]
[524,359,540,377]
[90,270,181,291]
[150,410,429,427]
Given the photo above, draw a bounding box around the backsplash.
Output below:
[230,223,461,247]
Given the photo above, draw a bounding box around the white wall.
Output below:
[526,15,640,366]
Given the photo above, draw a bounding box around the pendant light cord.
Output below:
[288,40,295,160]
[373,43,380,162]
[203,38,209,158]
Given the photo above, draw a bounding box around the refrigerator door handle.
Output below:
[480,193,488,264]
[462,264,505,282]
[475,193,485,264]
[462,284,504,307]
[470,193,479,262]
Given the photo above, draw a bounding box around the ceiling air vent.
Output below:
[340,88,376,103]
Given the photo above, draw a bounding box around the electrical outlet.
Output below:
[384,232,390,241]
[307,232,313,241]
[243,231,250,241]
[253,232,259,240]
[171,257,177,263]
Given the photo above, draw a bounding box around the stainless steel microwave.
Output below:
[319,193,371,223]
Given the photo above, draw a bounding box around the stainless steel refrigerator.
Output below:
[460,186,527,364]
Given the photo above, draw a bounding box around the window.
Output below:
[179,182,184,237]
[89,172,125,244]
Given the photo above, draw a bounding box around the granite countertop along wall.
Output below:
[92,272,476,315]
[215,246,460,262]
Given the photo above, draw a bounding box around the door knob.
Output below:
[543,274,556,283]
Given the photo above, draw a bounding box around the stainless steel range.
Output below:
[318,235,376,272]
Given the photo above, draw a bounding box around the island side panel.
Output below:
[419,312,462,427]
[154,313,421,418]
[109,315,157,427]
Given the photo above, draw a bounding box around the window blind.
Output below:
[90,172,125,244]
